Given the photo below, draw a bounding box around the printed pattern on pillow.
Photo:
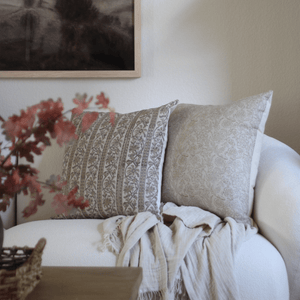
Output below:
[59,100,178,219]
[162,92,273,224]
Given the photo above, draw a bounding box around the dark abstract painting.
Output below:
[0,0,140,77]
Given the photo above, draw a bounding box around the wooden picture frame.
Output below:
[0,0,141,78]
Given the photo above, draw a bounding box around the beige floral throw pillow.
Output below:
[58,100,178,219]
[162,91,273,224]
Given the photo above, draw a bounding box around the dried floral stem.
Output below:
[0,144,20,168]
[0,92,113,218]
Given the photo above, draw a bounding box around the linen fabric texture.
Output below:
[162,91,273,224]
[59,100,178,219]
[100,202,258,300]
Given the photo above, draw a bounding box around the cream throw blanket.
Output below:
[100,203,258,300]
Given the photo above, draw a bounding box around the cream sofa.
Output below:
[4,93,300,299]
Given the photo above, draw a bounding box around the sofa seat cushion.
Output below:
[4,220,117,267]
[3,220,289,300]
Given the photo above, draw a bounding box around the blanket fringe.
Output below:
[138,290,165,300]
[138,278,189,300]
[98,219,123,254]
[173,278,189,300]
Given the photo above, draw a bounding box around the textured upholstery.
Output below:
[4,219,289,300]
[3,134,296,300]
[254,135,300,300]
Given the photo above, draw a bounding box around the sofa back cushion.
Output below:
[59,100,178,219]
[162,91,273,224]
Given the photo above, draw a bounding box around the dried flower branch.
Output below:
[0,92,114,218]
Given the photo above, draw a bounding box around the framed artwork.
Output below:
[0,0,141,78]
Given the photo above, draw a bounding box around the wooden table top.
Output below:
[26,266,143,300]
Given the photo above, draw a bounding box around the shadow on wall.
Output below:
[168,0,300,153]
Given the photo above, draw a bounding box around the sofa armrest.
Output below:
[253,135,300,300]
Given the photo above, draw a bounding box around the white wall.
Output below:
[1,0,300,227]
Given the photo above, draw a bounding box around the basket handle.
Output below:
[34,238,47,254]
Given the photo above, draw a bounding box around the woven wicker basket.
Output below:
[0,238,46,300]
